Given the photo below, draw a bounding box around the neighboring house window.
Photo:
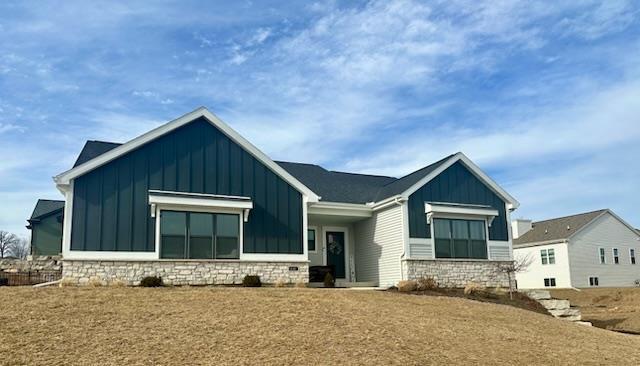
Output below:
[308,229,316,252]
[599,248,606,264]
[160,210,240,259]
[613,248,619,264]
[433,218,487,259]
[589,277,599,286]
[544,278,556,287]
[631,249,636,265]
[540,249,555,265]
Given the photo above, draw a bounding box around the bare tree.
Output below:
[496,254,533,300]
[10,237,30,260]
[0,230,19,258]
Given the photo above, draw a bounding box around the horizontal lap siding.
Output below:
[408,161,509,241]
[354,204,404,287]
[71,117,303,254]
[568,213,640,288]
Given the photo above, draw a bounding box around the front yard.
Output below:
[551,288,640,334]
[1,287,639,365]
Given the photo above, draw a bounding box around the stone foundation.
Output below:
[0,256,62,272]
[403,259,512,288]
[62,260,309,286]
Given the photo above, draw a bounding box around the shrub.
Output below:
[274,278,288,288]
[323,272,335,288]
[242,275,262,287]
[109,279,127,288]
[87,277,104,287]
[140,276,163,287]
[416,277,438,291]
[59,277,76,287]
[294,280,307,288]
[397,280,417,292]
[463,282,485,296]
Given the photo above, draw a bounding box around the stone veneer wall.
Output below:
[403,259,513,288]
[63,260,309,286]
[0,256,62,272]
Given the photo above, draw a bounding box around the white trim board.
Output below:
[53,107,320,202]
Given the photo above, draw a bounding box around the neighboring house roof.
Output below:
[513,209,608,246]
[29,199,65,221]
[74,140,121,167]
[60,108,519,208]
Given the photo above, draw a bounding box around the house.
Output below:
[26,199,64,256]
[513,209,640,289]
[53,107,519,287]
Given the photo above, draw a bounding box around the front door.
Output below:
[326,231,346,279]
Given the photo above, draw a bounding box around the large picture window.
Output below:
[434,218,487,259]
[160,210,240,260]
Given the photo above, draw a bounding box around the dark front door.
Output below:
[326,231,346,279]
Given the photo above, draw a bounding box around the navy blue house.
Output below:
[52,107,519,287]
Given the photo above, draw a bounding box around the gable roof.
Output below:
[514,209,608,246]
[29,199,65,221]
[54,107,320,202]
[60,110,518,208]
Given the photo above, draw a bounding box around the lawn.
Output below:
[551,288,640,334]
[1,287,639,365]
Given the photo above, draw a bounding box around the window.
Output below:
[308,229,316,252]
[631,249,636,265]
[540,249,555,265]
[599,248,606,264]
[544,278,556,287]
[589,277,599,286]
[434,219,487,259]
[160,211,240,260]
[613,248,619,264]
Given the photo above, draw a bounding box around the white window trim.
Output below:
[429,214,490,260]
[543,277,557,287]
[630,248,636,265]
[612,247,620,264]
[155,204,244,261]
[149,190,253,221]
[308,226,318,253]
[540,249,549,265]
[425,203,499,227]
[588,276,599,287]
[598,247,606,264]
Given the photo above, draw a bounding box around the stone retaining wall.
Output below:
[62,260,309,286]
[0,256,62,272]
[403,259,513,288]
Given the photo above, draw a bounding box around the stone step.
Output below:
[539,299,570,310]
[549,307,582,321]
[526,290,551,300]
[575,321,592,327]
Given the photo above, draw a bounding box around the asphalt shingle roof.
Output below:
[29,199,65,220]
[73,140,122,167]
[73,140,455,204]
[513,209,607,246]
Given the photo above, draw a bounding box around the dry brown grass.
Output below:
[1,287,639,365]
[551,288,640,334]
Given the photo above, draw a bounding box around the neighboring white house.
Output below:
[513,209,640,289]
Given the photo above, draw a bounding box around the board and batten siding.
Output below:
[568,212,640,288]
[514,243,572,289]
[407,161,509,241]
[354,204,404,287]
[31,212,63,256]
[71,117,303,254]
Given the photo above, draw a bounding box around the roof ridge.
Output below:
[381,154,455,188]
[37,199,65,202]
[329,170,396,179]
[87,140,122,145]
[532,209,608,225]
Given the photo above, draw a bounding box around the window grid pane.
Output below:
[541,250,548,265]
[433,219,486,260]
[308,229,316,251]
[547,249,555,264]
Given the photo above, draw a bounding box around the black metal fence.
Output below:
[0,270,62,286]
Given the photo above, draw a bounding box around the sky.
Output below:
[1,0,639,237]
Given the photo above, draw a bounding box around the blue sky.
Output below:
[1,0,639,237]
